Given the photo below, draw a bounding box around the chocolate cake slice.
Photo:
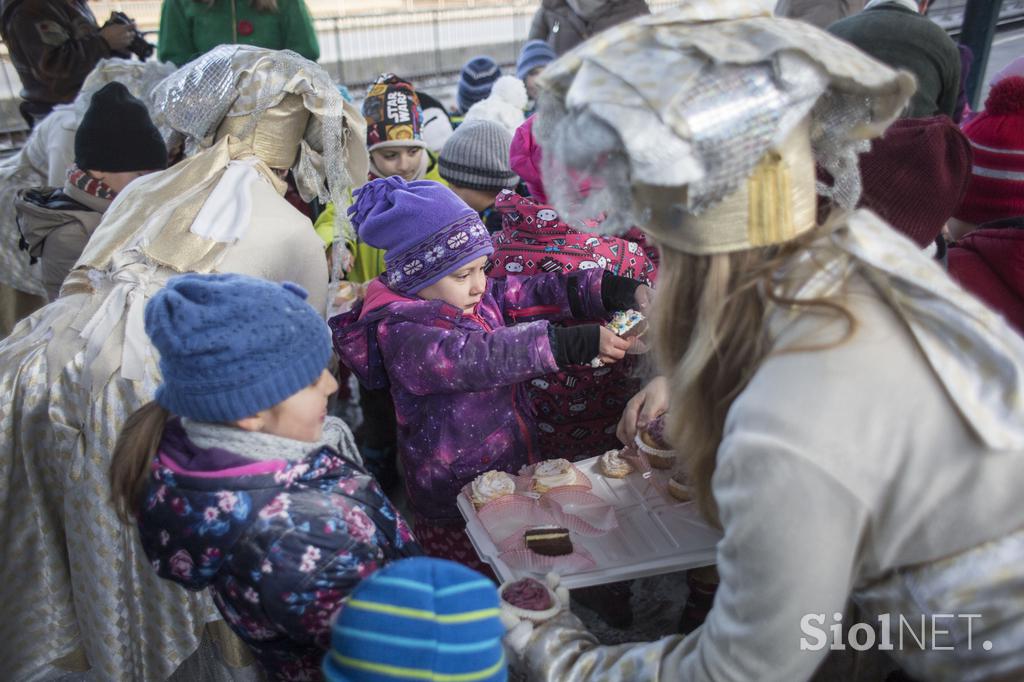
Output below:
[524,526,573,556]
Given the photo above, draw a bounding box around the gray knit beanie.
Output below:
[438,119,519,193]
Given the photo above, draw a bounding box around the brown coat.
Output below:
[0,0,111,105]
[527,0,650,56]
[15,178,110,300]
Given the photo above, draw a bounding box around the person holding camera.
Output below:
[0,0,138,127]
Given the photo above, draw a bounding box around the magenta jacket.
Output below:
[329,269,609,522]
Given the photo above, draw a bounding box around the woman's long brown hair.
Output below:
[109,401,169,524]
[652,224,857,526]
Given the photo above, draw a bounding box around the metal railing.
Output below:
[2,0,1023,141]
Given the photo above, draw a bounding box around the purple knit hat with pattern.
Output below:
[348,176,493,294]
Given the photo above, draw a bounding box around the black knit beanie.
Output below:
[75,82,168,172]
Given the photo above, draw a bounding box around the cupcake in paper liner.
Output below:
[499,576,566,624]
[598,448,634,479]
[466,470,517,509]
[526,458,592,493]
[636,415,676,469]
[667,469,694,503]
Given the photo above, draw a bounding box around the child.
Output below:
[490,116,656,460]
[15,82,167,300]
[455,56,502,117]
[314,73,448,490]
[330,177,645,567]
[323,557,506,681]
[313,73,446,259]
[363,73,445,185]
[438,119,520,233]
[516,39,557,104]
[462,75,528,136]
[509,114,661,269]
[109,273,420,681]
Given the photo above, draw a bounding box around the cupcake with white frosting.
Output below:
[470,470,516,509]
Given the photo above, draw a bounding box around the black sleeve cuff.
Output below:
[549,324,600,367]
[567,273,585,318]
[601,271,642,312]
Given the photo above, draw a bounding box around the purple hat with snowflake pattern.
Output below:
[348,176,494,294]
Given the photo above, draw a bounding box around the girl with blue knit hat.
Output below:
[330,176,648,569]
[109,273,420,682]
[516,39,557,103]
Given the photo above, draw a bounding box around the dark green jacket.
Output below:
[157,0,319,67]
[828,3,960,118]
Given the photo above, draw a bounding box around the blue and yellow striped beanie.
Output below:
[324,558,507,682]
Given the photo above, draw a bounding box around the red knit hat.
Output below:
[955,76,1024,226]
[857,116,973,248]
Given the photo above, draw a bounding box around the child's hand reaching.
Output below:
[551,324,632,368]
[598,326,633,364]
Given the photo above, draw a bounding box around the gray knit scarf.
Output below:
[182,416,362,465]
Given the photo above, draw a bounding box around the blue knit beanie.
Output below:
[457,56,502,114]
[145,273,331,423]
[323,557,506,682]
[348,176,493,294]
[516,40,556,81]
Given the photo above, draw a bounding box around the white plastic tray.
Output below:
[458,454,721,588]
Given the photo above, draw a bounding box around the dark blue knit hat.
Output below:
[516,40,556,81]
[323,557,507,682]
[145,273,331,422]
[457,56,502,114]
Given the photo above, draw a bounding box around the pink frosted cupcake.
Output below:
[636,415,676,469]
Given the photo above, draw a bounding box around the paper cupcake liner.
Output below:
[542,490,618,536]
[476,496,556,544]
[498,547,596,573]
[634,433,676,460]
[498,580,562,623]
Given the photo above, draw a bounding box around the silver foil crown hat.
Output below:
[532,0,916,253]
[147,45,369,267]
[74,58,177,122]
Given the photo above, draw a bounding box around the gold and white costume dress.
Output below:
[0,46,366,680]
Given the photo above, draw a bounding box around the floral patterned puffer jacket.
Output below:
[137,418,420,681]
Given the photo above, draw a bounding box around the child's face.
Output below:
[525,66,545,101]
[450,184,497,212]
[244,369,339,443]
[417,255,489,313]
[371,147,424,181]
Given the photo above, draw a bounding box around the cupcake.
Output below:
[469,470,516,509]
[637,415,676,470]
[598,449,633,479]
[667,473,693,502]
[499,577,561,623]
[531,458,579,493]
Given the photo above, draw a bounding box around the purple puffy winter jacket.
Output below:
[329,269,608,521]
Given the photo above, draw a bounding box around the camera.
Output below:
[105,11,155,61]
